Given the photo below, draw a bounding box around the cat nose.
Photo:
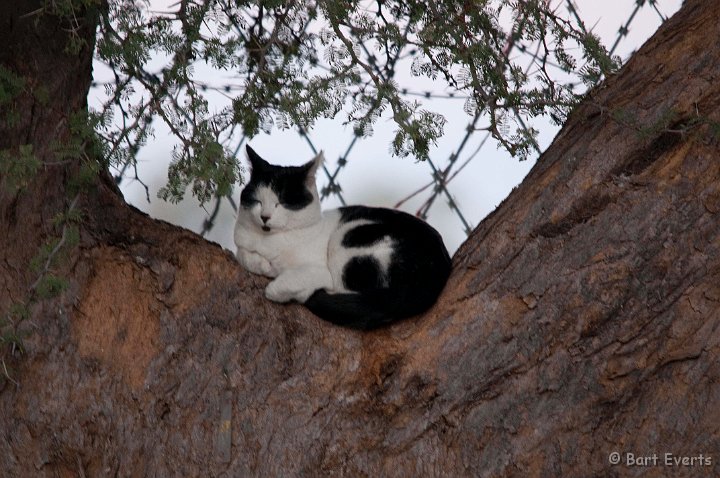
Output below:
[261,215,270,224]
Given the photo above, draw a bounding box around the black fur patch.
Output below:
[305,205,453,329]
[341,223,392,248]
[239,182,261,208]
[343,256,385,292]
[242,146,314,210]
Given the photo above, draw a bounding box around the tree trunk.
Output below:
[1,0,719,476]
[0,0,97,303]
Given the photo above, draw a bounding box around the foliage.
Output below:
[0,197,78,378]
[0,110,93,378]
[0,66,26,125]
[92,0,617,204]
[43,0,101,54]
[0,145,41,193]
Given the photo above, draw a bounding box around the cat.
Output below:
[234,145,452,329]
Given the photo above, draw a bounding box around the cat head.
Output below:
[239,145,323,233]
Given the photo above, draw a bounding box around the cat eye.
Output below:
[242,199,261,209]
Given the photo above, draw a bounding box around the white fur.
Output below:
[235,205,341,302]
[234,152,395,304]
[327,219,395,288]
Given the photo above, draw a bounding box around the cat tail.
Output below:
[304,289,398,330]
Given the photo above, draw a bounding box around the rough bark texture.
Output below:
[1,1,719,477]
[0,0,97,305]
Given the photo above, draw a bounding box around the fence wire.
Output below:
[105,0,676,249]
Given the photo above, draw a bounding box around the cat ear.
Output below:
[301,150,324,180]
[246,145,271,171]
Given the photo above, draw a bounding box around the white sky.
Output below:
[94,0,683,254]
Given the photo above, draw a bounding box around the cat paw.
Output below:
[265,280,293,303]
[256,259,277,277]
[265,279,314,303]
[237,249,277,277]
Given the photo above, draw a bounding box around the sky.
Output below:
[90,0,683,254]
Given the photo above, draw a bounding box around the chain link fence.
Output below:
[101,0,680,253]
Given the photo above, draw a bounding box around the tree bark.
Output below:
[0,0,97,302]
[1,0,719,477]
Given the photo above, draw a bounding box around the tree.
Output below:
[92,0,614,203]
[1,0,719,476]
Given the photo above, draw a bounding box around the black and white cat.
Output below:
[234,145,452,329]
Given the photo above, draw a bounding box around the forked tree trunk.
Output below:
[1,0,719,476]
